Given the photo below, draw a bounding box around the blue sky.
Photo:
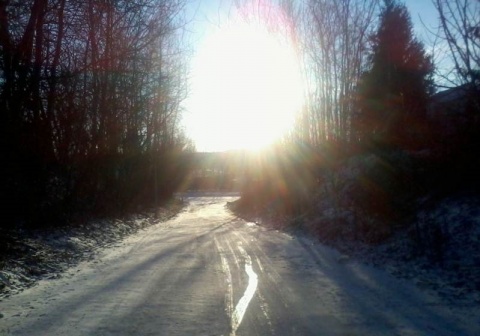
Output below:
[406,0,438,41]
[185,0,439,52]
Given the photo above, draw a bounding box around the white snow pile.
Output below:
[0,200,184,299]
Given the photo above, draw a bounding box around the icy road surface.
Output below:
[1,195,478,335]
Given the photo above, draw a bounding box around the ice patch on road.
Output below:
[231,245,258,335]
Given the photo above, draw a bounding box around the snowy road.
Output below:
[0,195,478,335]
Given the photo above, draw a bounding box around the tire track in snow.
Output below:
[229,230,275,334]
[215,236,259,336]
[214,236,234,323]
[231,245,258,335]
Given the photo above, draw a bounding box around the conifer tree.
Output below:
[357,0,434,149]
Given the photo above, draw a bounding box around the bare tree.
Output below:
[0,0,191,227]
[432,0,480,86]
[232,0,379,145]
[298,0,379,145]
[430,0,480,175]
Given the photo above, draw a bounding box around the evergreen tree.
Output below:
[357,0,434,149]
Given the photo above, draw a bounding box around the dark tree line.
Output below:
[0,0,191,229]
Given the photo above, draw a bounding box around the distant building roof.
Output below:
[431,83,474,105]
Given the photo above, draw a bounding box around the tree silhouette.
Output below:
[297,0,378,146]
[356,0,434,149]
[432,0,479,87]
[0,0,190,229]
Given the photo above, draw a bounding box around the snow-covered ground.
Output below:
[350,195,480,305]
[0,200,184,299]
[1,195,478,335]
[236,152,480,308]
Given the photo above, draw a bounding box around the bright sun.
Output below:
[185,12,304,152]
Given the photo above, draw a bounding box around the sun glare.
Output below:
[186,12,304,152]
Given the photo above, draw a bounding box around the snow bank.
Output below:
[0,200,184,298]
